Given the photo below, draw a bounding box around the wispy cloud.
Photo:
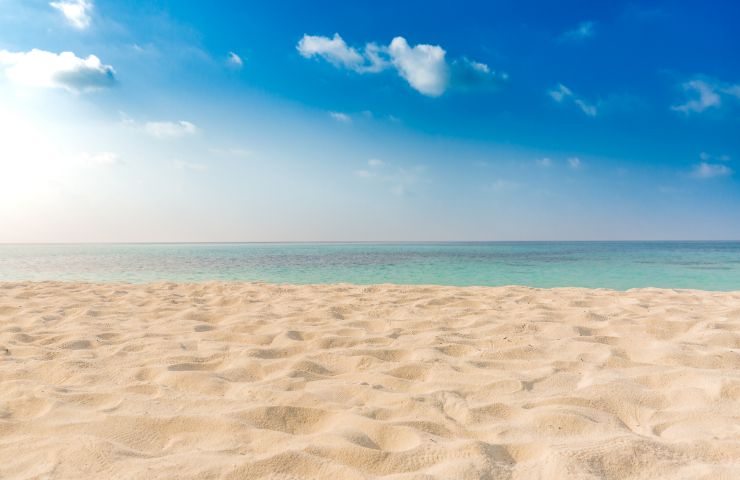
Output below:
[537,157,552,167]
[354,158,428,196]
[227,51,243,68]
[568,157,582,170]
[548,83,598,116]
[144,120,198,138]
[690,153,733,179]
[50,0,93,29]
[329,111,351,123]
[671,77,740,114]
[560,21,596,41]
[297,33,505,96]
[691,162,733,179]
[0,49,115,92]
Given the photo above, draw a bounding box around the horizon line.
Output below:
[2,240,740,246]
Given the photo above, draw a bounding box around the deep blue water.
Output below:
[0,242,739,290]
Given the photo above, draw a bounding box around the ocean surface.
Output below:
[0,242,739,290]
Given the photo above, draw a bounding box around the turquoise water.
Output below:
[0,242,739,290]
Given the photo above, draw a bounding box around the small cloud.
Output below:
[574,98,597,116]
[671,79,722,114]
[537,157,552,167]
[689,152,733,179]
[50,0,92,29]
[174,160,207,172]
[329,111,351,123]
[368,158,385,167]
[548,83,597,116]
[548,83,572,102]
[699,152,732,163]
[568,157,582,169]
[227,51,243,68]
[0,49,115,92]
[560,21,596,41]
[144,120,198,138]
[691,162,732,179]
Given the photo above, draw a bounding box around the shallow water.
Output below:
[0,242,739,290]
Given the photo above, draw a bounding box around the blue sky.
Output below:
[0,0,738,241]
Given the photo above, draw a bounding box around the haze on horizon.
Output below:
[1,0,739,242]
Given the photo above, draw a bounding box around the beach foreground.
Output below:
[1,282,739,479]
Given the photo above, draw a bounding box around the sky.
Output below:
[0,0,739,242]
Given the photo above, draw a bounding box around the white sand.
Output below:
[1,282,740,479]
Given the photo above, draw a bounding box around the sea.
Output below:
[0,242,738,290]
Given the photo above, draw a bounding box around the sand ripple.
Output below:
[1,282,740,479]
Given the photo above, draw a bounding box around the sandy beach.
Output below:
[1,281,739,479]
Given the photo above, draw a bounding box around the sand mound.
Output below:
[1,282,740,479]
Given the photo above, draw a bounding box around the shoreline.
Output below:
[3,279,739,293]
[2,281,739,478]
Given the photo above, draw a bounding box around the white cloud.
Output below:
[568,157,582,169]
[671,77,740,114]
[548,83,572,102]
[329,111,351,123]
[368,158,385,167]
[144,121,198,138]
[50,0,93,29]
[297,33,503,96]
[548,83,597,116]
[691,162,732,179]
[561,21,596,41]
[227,51,243,68]
[671,79,722,113]
[573,98,597,116]
[297,33,364,70]
[690,153,733,179]
[0,49,115,92]
[537,157,552,167]
[388,37,449,96]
